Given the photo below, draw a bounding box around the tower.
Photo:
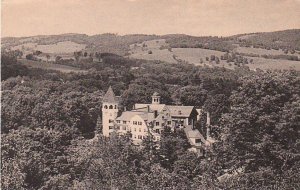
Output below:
[102,86,119,137]
[151,92,161,104]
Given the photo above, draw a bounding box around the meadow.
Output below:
[19,59,87,73]
[129,39,300,71]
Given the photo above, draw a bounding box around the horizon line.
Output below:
[2,28,300,39]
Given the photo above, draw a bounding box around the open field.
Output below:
[12,41,86,54]
[246,56,300,71]
[234,46,299,57]
[19,59,87,73]
[129,39,300,71]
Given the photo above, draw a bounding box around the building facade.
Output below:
[102,87,207,145]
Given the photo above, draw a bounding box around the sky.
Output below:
[2,0,300,37]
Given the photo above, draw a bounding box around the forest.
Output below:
[1,51,300,189]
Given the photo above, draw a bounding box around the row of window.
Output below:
[109,133,160,141]
[133,127,147,132]
[133,135,147,140]
[116,120,127,124]
[103,105,118,109]
[155,121,172,126]
[133,135,160,141]
[133,121,143,125]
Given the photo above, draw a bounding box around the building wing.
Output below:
[167,105,195,117]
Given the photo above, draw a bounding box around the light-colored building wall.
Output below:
[129,115,149,142]
[102,102,119,137]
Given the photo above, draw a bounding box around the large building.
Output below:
[102,87,208,146]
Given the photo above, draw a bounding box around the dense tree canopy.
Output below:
[1,50,299,189]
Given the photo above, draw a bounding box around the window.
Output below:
[104,105,108,109]
[134,128,136,132]
[195,139,202,143]
[178,110,182,115]
[133,121,137,125]
[156,137,160,141]
[138,121,142,125]
[156,122,159,126]
[138,135,142,139]
[167,121,171,125]
[109,105,113,109]
[109,119,113,123]
[155,129,160,133]
[115,105,117,109]
[134,135,136,139]
[139,128,141,132]
[122,126,126,130]
[123,121,127,124]
[117,120,120,123]
[144,128,147,132]
[109,126,114,129]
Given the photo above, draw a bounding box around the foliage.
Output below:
[1,53,29,81]
[215,70,300,188]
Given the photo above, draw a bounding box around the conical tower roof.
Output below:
[103,86,118,103]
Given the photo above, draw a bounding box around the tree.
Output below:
[55,56,62,62]
[215,57,220,64]
[203,94,230,126]
[26,54,34,60]
[1,53,28,81]
[217,70,300,174]
[46,54,50,62]
[1,128,72,189]
[121,77,172,109]
[176,85,208,107]
[200,58,204,64]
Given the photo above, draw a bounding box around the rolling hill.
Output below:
[2,29,300,71]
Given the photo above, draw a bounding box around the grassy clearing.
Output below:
[12,41,86,54]
[234,46,299,57]
[129,39,300,71]
[246,56,300,71]
[19,59,87,73]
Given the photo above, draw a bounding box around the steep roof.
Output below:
[116,111,153,122]
[168,106,194,117]
[184,126,206,145]
[103,86,118,103]
[116,111,144,121]
[134,103,166,112]
[188,130,203,138]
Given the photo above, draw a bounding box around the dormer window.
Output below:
[178,110,182,115]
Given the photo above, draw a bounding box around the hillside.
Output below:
[2,29,300,71]
[234,29,300,51]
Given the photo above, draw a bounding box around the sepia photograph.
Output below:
[1,0,300,189]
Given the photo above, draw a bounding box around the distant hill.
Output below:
[2,29,300,55]
[233,29,300,51]
[2,29,300,71]
[2,33,160,55]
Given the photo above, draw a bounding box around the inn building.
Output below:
[102,86,211,149]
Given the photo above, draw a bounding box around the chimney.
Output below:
[206,112,211,126]
[206,112,211,139]
[154,110,158,118]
